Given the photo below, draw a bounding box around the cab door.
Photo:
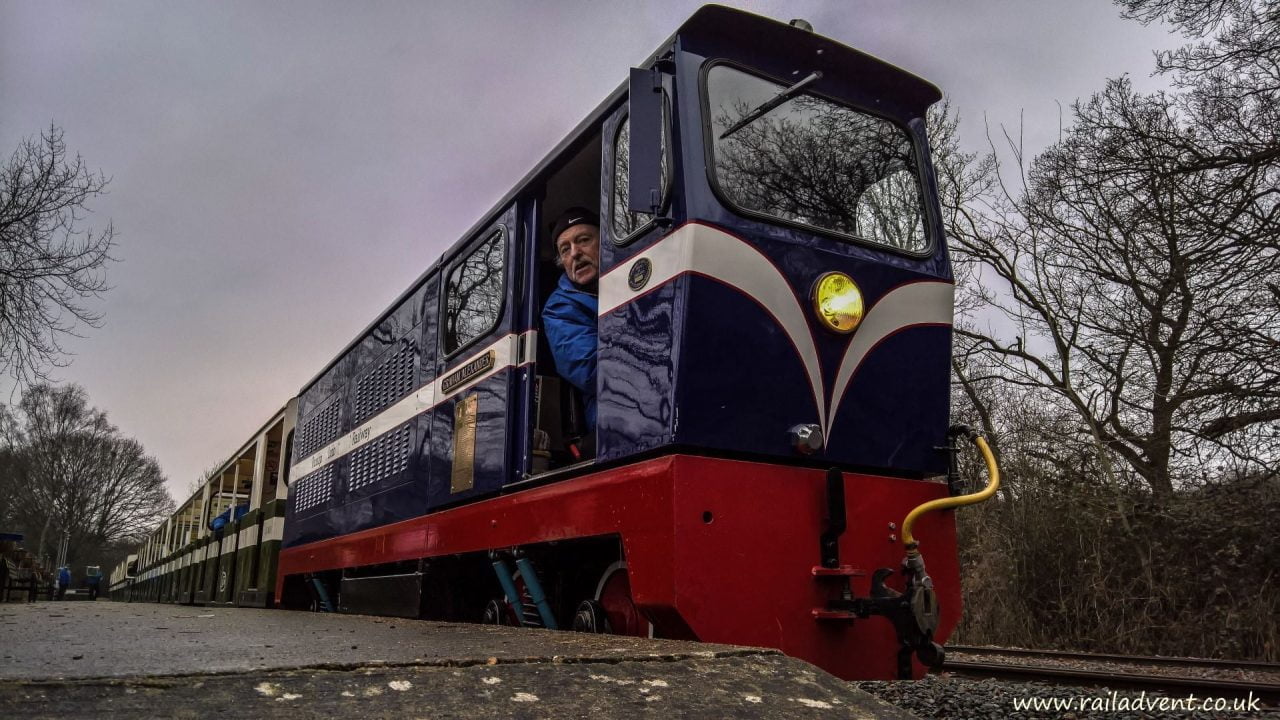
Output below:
[595,67,677,460]
[427,204,522,510]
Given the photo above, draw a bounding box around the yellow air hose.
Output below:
[902,435,1001,549]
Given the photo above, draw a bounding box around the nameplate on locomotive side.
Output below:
[441,350,495,395]
[450,393,479,494]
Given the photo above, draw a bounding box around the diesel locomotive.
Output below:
[109,5,999,681]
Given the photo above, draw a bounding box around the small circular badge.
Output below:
[628,258,652,291]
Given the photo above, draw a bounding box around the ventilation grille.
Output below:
[349,425,412,492]
[297,400,341,458]
[354,345,415,424]
[293,465,334,513]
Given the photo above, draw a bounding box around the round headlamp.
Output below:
[811,272,864,334]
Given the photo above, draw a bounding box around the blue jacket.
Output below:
[542,274,598,430]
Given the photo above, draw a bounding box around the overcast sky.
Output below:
[1,0,1184,502]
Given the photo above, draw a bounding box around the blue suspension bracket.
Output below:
[309,576,334,612]
[489,551,526,625]
[514,554,559,630]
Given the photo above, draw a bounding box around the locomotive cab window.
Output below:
[704,63,930,254]
[610,102,672,244]
[443,229,506,357]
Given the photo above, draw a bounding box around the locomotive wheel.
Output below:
[482,597,517,626]
[483,572,535,627]
[595,562,649,637]
[572,599,611,633]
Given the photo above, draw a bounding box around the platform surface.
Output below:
[0,600,914,718]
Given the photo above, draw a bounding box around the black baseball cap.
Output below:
[549,207,599,245]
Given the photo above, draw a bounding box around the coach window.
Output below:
[443,229,506,357]
[611,101,672,244]
[704,63,930,254]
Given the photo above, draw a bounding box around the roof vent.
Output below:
[789,19,814,32]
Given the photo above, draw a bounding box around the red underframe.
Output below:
[276,453,961,680]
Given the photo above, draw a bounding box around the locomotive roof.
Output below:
[298,4,941,397]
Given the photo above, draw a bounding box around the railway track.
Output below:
[947,644,1278,671]
[942,645,1280,705]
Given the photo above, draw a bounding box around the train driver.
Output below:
[542,207,600,447]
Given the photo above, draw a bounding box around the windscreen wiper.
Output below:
[719,70,823,140]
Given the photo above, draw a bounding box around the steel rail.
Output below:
[946,644,1279,672]
[942,660,1280,705]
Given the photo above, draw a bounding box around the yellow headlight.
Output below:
[812,272,864,334]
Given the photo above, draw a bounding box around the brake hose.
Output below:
[902,434,1001,548]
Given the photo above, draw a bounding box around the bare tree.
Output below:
[1119,0,1279,173]
[937,3,1279,500]
[0,125,115,389]
[931,1,1280,657]
[949,71,1278,498]
[0,384,172,565]
[0,413,17,534]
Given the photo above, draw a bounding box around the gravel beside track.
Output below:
[856,674,1275,719]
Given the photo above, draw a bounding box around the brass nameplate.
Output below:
[441,350,495,395]
[450,394,478,493]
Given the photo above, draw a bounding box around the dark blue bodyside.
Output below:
[284,278,432,549]
[284,205,520,549]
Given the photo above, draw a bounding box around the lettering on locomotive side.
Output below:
[441,350,495,395]
[350,426,372,447]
